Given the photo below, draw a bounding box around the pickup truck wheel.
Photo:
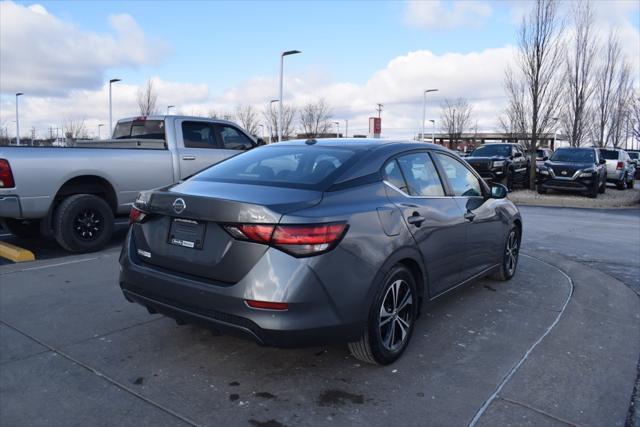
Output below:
[53,194,114,253]
[2,218,41,238]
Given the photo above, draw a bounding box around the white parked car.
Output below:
[599,148,635,190]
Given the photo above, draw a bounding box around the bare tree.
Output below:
[299,99,333,137]
[263,103,296,141]
[63,119,88,140]
[235,104,260,136]
[506,0,563,189]
[631,91,640,148]
[439,98,473,147]
[137,79,158,116]
[608,63,634,148]
[560,0,597,147]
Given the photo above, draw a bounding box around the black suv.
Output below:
[537,147,607,198]
[466,143,530,190]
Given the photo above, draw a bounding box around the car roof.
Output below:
[117,115,239,127]
[273,138,453,185]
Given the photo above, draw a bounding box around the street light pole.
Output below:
[98,124,104,140]
[278,50,301,143]
[430,119,435,144]
[269,99,278,143]
[345,119,349,138]
[333,121,340,138]
[167,105,175,115]
[108,78,121,137]
[421,89,438,142]
[15,93,23,146]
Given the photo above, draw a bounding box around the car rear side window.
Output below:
[600,149,618,160]
[182,122,217,148]
[393,153,444,197]
[383,160,409,193]
[218,125,254,150]
[192,146,357,190]
[434,153,482,197]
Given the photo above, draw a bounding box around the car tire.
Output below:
[598,179,606,194]
[2,218,41,239]
[53,194,114,253]
[491,227,520,281]
[627,176,635,189]
[616,176,625,190]
[348,265,418,365]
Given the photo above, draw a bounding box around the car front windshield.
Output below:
[470,145,511,157]
[192,145,357,190]
[551,149,594,163]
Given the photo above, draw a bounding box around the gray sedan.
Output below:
[119,139,521,364]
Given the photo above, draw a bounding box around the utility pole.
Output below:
[15,93,23,145]
[345,119,349,138]
[376,103,383,118]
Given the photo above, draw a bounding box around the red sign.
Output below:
[369,117,381,136]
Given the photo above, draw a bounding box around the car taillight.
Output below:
[129,206,147,224]
[223,222,348,257]
[0,159,15,188]
[616,161,624,170]
[245,300,288,311]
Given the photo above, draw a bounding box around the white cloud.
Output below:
[404,0,492,30]
[0,1,169,96]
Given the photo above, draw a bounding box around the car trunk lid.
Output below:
[132,180,322,284]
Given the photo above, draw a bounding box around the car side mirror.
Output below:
[599,159,606,165]
[490,183,508,199]
[542,156,549,161]
[513,152,522,158]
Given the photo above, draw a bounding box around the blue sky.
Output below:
[1,0,639,138]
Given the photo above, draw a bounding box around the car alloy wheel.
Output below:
[379,279,413,352]
[505,229,519,277]
[73,208,104,241]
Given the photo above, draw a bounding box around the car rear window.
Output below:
[629,152,639,160]
[113,119,165,140]
[599,149,619,160]
[192,145,357,190]
[551,149,595,163]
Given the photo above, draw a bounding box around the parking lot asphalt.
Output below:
[1,205,639,426]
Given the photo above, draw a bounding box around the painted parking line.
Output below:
[0,241,36,263]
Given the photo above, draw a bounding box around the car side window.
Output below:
[383,160,409,193]
[394,153,445,197]
[218,125,254,150]
[434,153,483,197]
[182,121,217,149]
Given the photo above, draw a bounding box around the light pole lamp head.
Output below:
[282,50,301,57]
[16,92,24,97]
[109,78,121,84]
[424,89,438,94]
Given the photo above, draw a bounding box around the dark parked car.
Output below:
[628,150,640,179]
[537,147,607,198]
[465,143,530,190]
[119,139,522,365]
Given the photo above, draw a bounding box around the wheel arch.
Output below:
[53,175,118,213]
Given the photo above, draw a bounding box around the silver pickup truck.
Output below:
[0,115,261,252]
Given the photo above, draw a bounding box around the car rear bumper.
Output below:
[118,231,364,348]
[606,171,625,183]
[0,196,22,218]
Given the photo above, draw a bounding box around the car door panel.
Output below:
[382,153,467,296]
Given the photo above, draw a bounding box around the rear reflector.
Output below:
[223,222,348,257]
[0,159,15,188]
[245,300,288,311]
[129,206,147,224]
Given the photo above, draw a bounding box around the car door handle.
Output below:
[464,211,476,222]
[407,212,426,227]
[182,156,196,161]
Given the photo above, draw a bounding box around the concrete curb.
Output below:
[476,252,640,427]
[508,189,640,209]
